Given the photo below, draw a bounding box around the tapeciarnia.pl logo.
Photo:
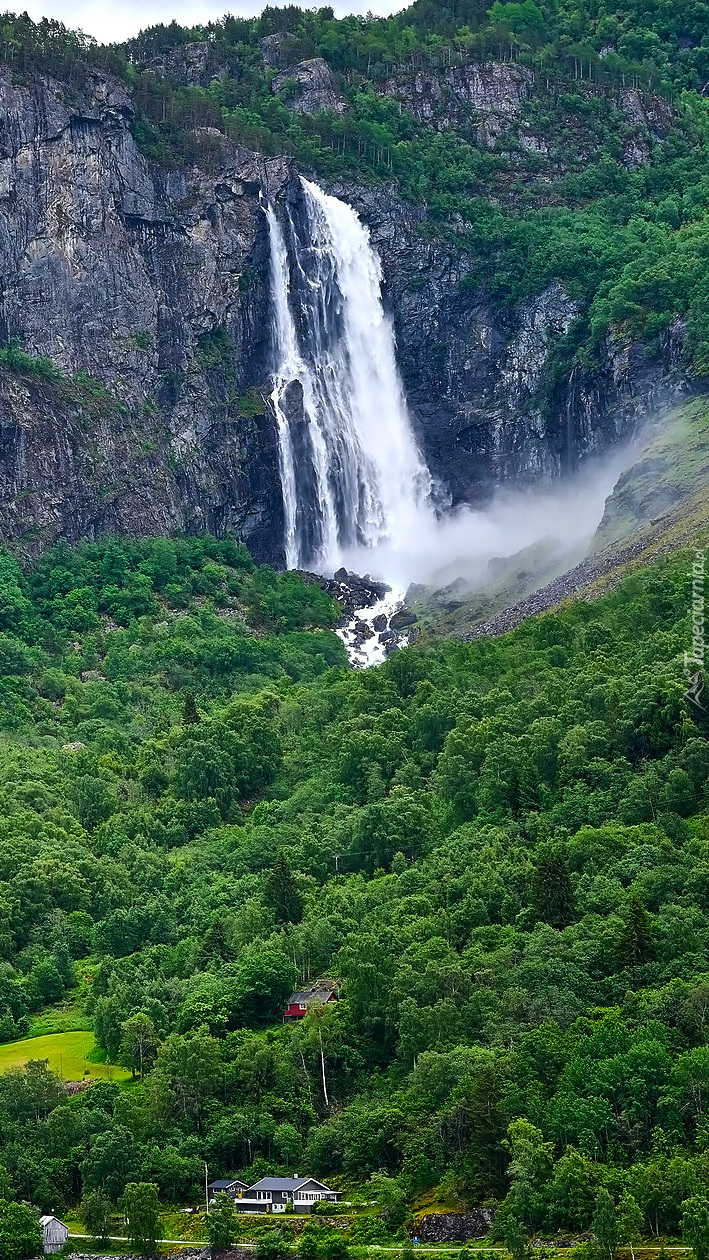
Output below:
[685,548,706,710]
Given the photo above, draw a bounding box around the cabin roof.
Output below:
[287,980,338,1005]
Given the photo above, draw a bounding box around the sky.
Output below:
[21,0,404,43]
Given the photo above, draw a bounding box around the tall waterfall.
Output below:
[267,179,432,573]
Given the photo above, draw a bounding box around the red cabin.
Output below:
[284,979,339,1020]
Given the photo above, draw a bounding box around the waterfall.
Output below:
[267,178,432,574]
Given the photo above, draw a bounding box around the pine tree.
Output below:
[619,892,654,965]
[182,690,199,725]
[197,916,235,966]
[531,842,575,928]
[516,756,540,813]
[465,1064,508,1198]
[265,851,303,924]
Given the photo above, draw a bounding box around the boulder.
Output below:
[389,608,418,630]
[353,619,374,640]
[416,1210,496,1242]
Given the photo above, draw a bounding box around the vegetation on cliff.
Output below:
[6,0,709,385]
[0,533,706,1243]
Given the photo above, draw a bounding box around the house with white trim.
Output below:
[247,1176,342,1213]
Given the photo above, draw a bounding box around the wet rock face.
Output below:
[416,1211,496,1242]
[317,567,389,615]
[0,61,693,560]
[0,67,291,558]
[297,569,419,662]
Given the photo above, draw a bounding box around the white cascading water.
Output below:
[266,177,635,669]
[267,178,433,574]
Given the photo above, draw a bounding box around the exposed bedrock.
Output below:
[0,64,692,558]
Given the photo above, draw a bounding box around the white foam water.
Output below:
[266,180,639,668]
[267,179,433,574]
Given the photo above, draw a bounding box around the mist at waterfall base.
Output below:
[266,178,635,622]
[336,443,635,596]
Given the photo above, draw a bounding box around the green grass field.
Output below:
[0,1031,131,1081]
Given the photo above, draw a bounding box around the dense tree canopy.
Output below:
[0,533,703,1247]
[0,0,707,1241]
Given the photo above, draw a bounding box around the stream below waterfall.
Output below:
[335,588,406,668]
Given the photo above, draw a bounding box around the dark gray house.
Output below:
[207,1178,249,1203]
[248,1176,343,1213]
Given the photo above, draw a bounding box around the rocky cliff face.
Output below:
[0,61,693,559]
[380,61,674,162]
[0,66,295,558]
[329,180,690,506]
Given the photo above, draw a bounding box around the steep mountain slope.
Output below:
[408,395,709,642]
[0,69,288,557]
[0,531,707,1233]
[3,4,709,1243]
[0,7,705,560]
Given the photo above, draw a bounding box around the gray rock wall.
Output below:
[328,181,690,508]
[0,66,293,558]
[0,61,693,558]
[416,1210,496,1241]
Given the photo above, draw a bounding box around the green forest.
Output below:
[0,530,707,1249]
[2,0,709,1252]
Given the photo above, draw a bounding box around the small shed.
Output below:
[40,1216,69,1254]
